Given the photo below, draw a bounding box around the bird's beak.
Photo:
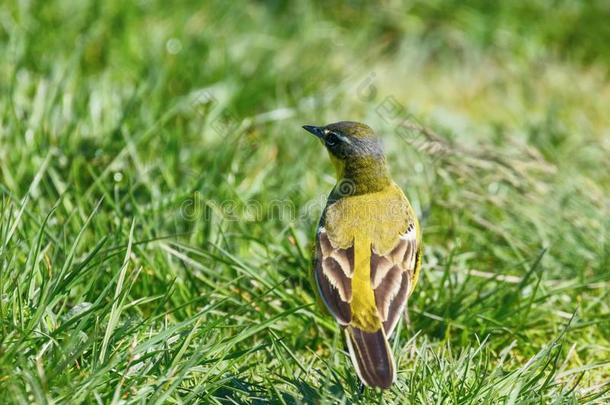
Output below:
[302,125,324,139]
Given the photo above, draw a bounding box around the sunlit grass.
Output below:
[0,0,609,403]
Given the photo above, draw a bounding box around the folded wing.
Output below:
[370,222,420,336]
[314,227,354,324]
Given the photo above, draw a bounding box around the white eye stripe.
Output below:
[339,134,352,144]
[324,130,352,144]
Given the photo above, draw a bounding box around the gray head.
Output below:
[302,121,384,161]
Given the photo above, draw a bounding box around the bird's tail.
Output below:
[345,326,395,389]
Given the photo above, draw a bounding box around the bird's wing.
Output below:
[314,226,354,325]
[370,221,421,336]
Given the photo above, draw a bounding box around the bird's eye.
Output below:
[325,132,339,147]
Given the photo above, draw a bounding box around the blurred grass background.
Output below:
[1,0,609,403]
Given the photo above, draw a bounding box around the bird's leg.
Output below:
[358,382,365,396]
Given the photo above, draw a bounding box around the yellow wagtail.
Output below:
[303,121,422,389]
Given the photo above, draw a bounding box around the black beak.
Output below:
[302,125,324,139]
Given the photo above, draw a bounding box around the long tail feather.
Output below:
[345,326,395,389]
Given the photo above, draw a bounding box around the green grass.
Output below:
[1,0,609,403]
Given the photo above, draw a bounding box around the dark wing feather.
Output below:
[370,223,419,336]
[314,227,354,325]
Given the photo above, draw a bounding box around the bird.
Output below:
[303,121,422,389]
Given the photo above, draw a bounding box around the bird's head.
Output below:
[302,121,386,179]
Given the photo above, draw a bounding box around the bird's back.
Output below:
[313,181,421,388]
